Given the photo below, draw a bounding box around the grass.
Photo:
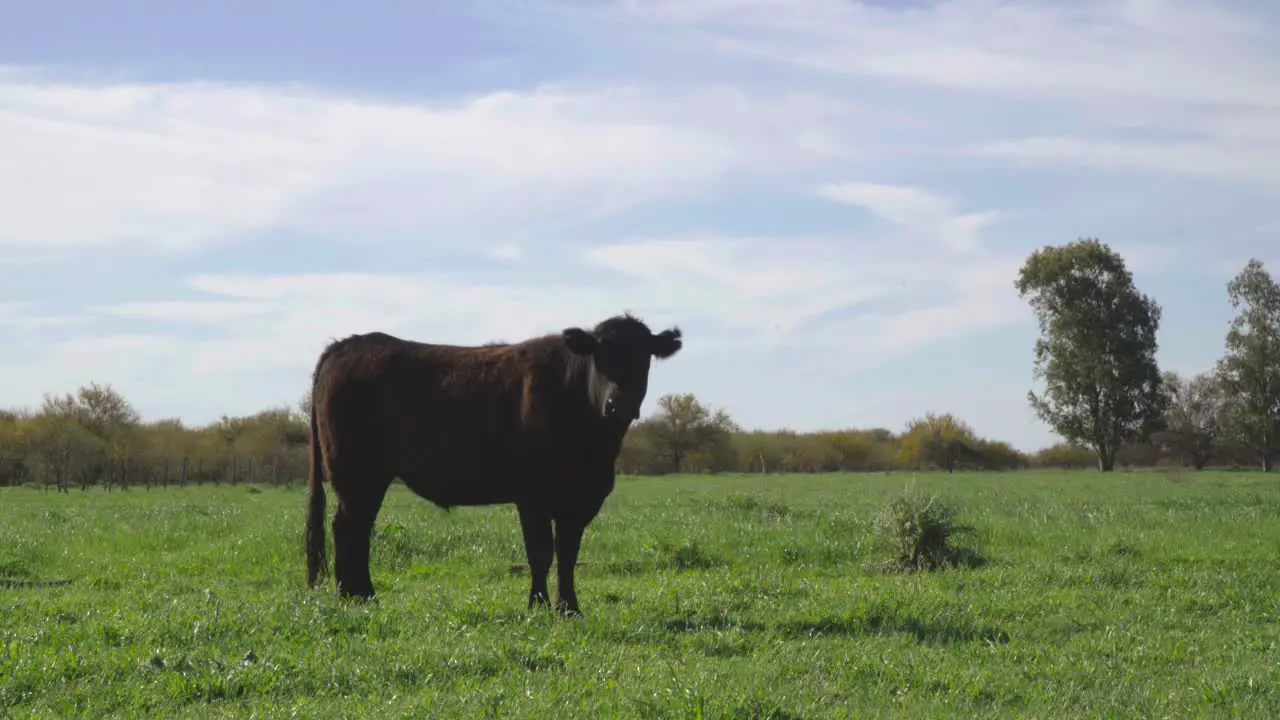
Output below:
[2,469,1279,718]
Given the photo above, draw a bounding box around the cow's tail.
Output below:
[304,381,328,588]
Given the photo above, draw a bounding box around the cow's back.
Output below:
[313,331,581,505]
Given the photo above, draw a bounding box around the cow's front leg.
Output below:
[555,487,609,618]
[516,502,554,610]
[553,516,587,617]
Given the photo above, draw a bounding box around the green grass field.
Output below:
[2,470,1278,718]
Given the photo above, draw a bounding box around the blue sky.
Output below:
[2,0,1278,451]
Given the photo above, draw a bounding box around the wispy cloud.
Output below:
[596,0,1278,104]
[0,73,747,253]
[486,244,525,263]
[817,182,999,252]
[972,136,1280,188]
[566,0,1280,191]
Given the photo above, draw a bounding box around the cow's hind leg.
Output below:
[332,473,392,601]
[516,502,554,610]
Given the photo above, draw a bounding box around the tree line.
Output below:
[0,384,1076,490]
[1,240,1277,487]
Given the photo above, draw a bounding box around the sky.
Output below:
[2,0,1278,452]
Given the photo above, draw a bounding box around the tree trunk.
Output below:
[1263,424,1274,471]
[1096,444,1115,471]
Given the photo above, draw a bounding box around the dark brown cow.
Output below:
[304,313,683,615]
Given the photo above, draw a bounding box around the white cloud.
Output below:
[0,71,751,252]
[785,252,1031,375]
[971,136,1280,189]
[0,303,86,330]
[575,207,1024,366]
[576,0,1280,191]
[93,300,278,324]
[601,0,1279,104]
[582,236,897,347]
[487,244,524,262]
[817,182,1000,252]
[0,334,186,405]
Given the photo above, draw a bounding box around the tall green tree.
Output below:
[1015,238,1166,471]
[1157,370,1223,469]
[1215,259,1280,471]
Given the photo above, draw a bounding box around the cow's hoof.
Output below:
[555,602,582,618]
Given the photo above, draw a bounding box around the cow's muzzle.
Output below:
[604,395,639,422]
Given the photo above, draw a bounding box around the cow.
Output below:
[303,312,683,616]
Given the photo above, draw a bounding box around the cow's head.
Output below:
[563,313,683,424]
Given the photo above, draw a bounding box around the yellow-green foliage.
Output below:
[2,379,1267,489]
[894,412,978,470]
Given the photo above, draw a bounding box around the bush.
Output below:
[873,489,975,571]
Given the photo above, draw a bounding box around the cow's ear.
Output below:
[650,327,683,359]
[562,327,596,355]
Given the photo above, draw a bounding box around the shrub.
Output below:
[873,488,974,571]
